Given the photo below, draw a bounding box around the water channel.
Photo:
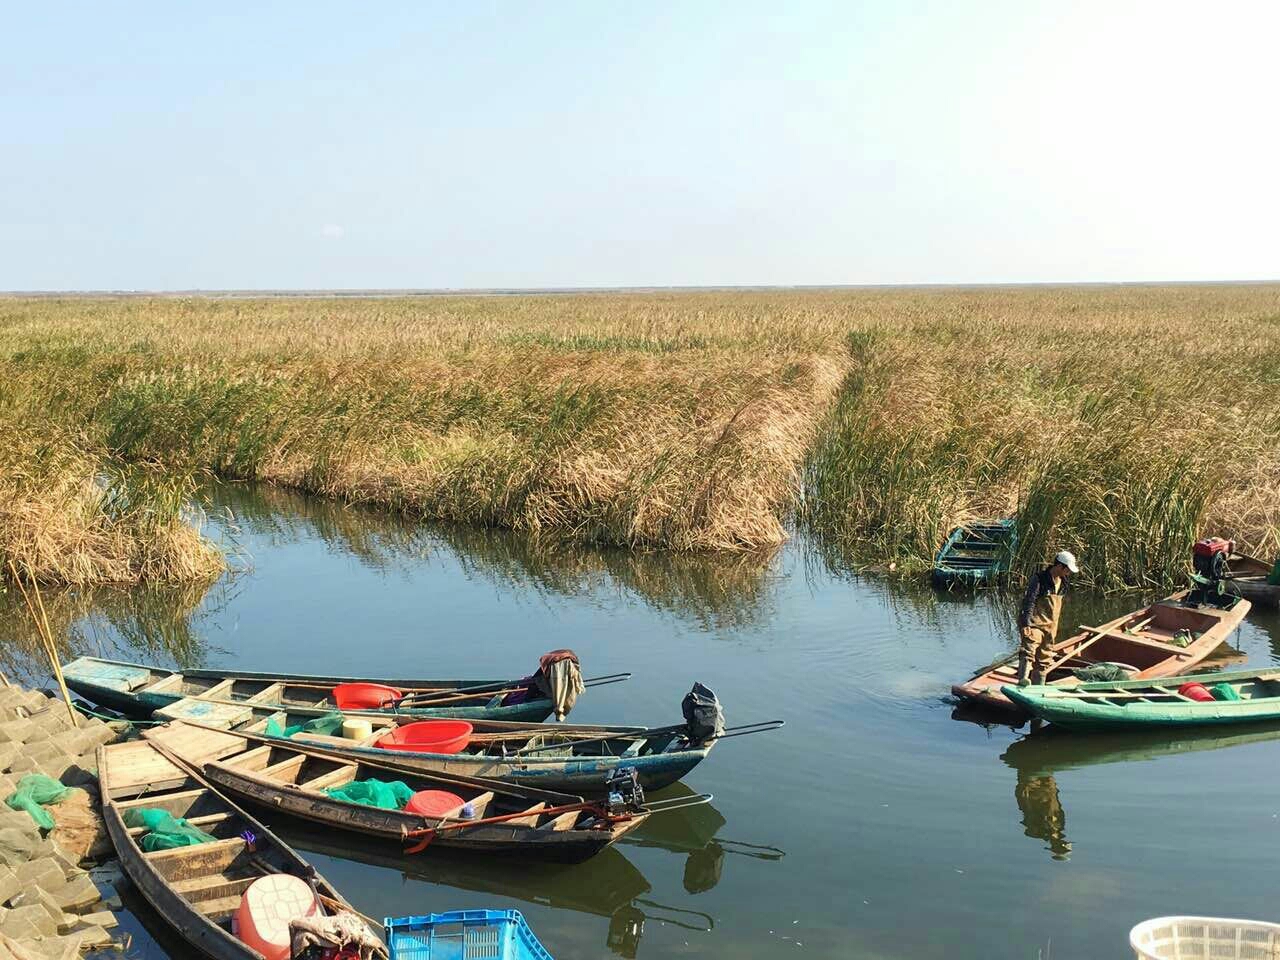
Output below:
[3,482,1277,959]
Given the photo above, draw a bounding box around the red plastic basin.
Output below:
[1178,682,1214,703]
[405,789,467,817]
[375,720,474,755]
[333,682,403,710]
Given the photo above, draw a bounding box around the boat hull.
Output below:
[1004,667,1280,730]
[285,735,712,794]
[63,656,557,723]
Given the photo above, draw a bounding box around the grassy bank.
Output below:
[1,286,1276,588]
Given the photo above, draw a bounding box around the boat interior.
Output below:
[975,599,1240,688]
[215,742,600,832]
[64,658,523,707]
[149,700,692,760]
[1045,674,1280,705]
[103,740,323,929]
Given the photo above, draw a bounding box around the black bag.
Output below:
[682,682,725,742]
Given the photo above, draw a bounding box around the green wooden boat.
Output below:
[1003,667,1280,729]
[932,519,1018,587]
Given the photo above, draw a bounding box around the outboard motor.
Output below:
[604,765,645,815]
[682,682,726,744]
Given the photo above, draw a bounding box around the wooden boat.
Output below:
[951,590,1251,714]
[932,519,1018,587]
[1221,552,1280,609]
[139,695,777,793]
[99,737,384,960]
[143,721,652,863]
[1003,666,1280,729]
[61,655,626,724]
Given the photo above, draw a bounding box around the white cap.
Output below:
[1055,550,1080,574]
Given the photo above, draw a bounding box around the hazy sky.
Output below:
[4,2,1277,290]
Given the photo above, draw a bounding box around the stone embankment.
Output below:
[0,681,125,959]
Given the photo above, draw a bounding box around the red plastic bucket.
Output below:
[1178,682,1214,702]
[404,789,467,817]
[375,720,474,755]
[333,682,403,710]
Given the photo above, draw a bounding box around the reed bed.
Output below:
[1,285,1276,588]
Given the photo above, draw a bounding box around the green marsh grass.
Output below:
[1,286,1277,588]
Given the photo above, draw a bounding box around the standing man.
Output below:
[1016,550,1080,686]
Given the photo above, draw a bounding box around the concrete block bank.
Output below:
[0,681,125,959]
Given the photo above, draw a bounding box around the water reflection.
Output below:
[215,481,780,629]
[1001,719,1280,862]
[278,819,723,958]
[0,578,227,683]
[622,785,785,895]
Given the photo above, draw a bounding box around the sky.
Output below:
[3,1,1278,290]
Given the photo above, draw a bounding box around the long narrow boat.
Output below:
[1003,667,1280,730]
[62,655,622,723]
[140,693,776,793]
[143,721,652,863]
[99,737,385,960]
[1221,553,1280,609]
[951,590,1251,715]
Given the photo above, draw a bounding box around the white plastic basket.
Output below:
[1131,916,1280,960]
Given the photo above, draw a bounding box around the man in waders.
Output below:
[1016,550,1080,686]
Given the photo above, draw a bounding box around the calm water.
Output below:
[5,483,1279,960]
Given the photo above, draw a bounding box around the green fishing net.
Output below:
[1210,682,1242,702]
[5,774,70,830]
[262,712,346,739]
[122,808,217,852]
[1072,663,1131,682]
[323,779,414,810]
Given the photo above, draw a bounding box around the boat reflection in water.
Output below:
[1001,719,1280,861]
[623,784,785,894]
[277,786,782,958]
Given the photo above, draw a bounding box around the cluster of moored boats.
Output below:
[71,653,781,959]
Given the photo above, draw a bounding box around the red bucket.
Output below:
[333,683,403,710]
[404,789,466,818]
[375,720,473,755]
[1178,682,1214,702]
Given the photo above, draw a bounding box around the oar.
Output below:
[514,719,784,756]
[8,561,78,729]
[391,672,631,708]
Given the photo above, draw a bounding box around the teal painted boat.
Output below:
[932,519,1018,586]
[1003,667,1280,729]
[135,686,779,794]
[61,655,626,724]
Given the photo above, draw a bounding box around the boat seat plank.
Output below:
[117,787,207,811]
[127,811,233,838]
[171,874,257,904]
[500,802,545,827]
[298,766,358,791]
[259,754,308,780]
[62,658,154,692]
[143,837,247,876]
[104,740,190,796]
[246,683,286,704]
[156,698,254,730]
[534,810,580,833]
[144,724,250,764]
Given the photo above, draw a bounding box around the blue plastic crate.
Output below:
[385,909,555,960]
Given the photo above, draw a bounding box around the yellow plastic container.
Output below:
[342,717,373,740]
